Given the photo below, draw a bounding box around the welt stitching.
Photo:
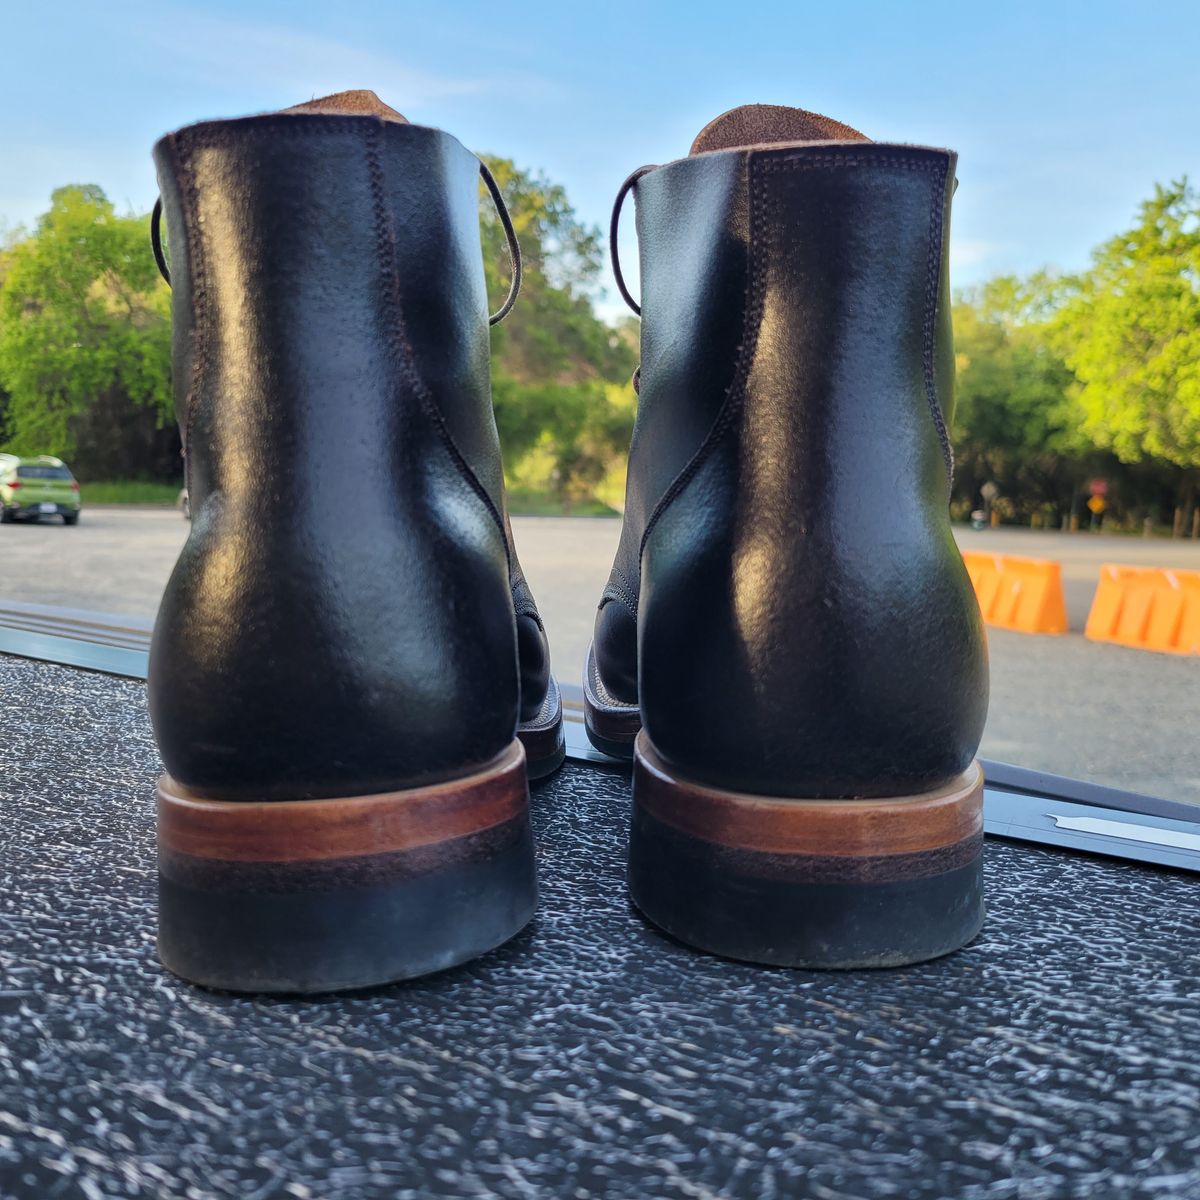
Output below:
[638,149,955,563]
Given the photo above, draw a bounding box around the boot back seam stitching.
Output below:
[173,120,510,559]
[363,123,511,560]
[174,134,206,496]
[638,149,954,567]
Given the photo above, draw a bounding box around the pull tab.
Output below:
[149,164,524,326]
[609,164,657,316]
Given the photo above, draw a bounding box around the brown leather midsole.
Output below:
[634,732,983,858]
[158,740,528,863]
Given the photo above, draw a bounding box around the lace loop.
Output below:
[148,160,523,325]
[609,164,657,316]
[478,159,522,325]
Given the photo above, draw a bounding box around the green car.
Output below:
[0,454,82,525]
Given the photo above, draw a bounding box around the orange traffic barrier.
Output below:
[1085,565,1200,655]
[961,552,1069,635]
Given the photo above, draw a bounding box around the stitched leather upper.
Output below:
[595,142,989,797]
[149,114,530,800]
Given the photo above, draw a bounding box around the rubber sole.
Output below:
[157,740,536,993]
[519,676,567,781]
[629,734,985,969]
[582,643,640,760]
[582,712,638,761]
[522,725,566,780]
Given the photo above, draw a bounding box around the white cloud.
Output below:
[139,5,487,107]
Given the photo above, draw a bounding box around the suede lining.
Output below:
[690,103,868,154]
[284,89,408,124]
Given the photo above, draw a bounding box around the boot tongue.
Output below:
[690,103,869,154]
[283,89,408,123]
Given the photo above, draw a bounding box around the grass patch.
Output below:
[76,481,618,515]
[81,481,181,505]
[505,487,619,517]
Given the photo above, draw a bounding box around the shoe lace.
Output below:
[150,159,523,326]
[608,164,658,395]
[608,164,657,317]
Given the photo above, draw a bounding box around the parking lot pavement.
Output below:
[0,506,187,617]
[2,507,1197,802]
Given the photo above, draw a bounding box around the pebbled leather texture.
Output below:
[595,139,988,798]
[149,111,550,800]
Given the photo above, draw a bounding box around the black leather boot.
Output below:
[148,91,563,992]
[588,104,989,968]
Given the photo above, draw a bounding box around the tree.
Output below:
[0,383,12,447]
[480,156,633,386]
[0,185,176,478]
[480,157,636,505]
[1055,180,1200,470]
[952,276,1084,522]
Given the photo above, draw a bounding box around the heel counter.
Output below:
[641,451,988,798]
[639,145,987,798]
[148,115,519,799]
[148,443,518,801]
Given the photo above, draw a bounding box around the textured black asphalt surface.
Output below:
[2,654,1199,1198]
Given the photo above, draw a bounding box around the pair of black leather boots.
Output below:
[149,92,988,993]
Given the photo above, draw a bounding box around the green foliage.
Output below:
[505,487,617,517]
[952,275,1085,518]
[951,197,1199,526]
[1053,180,1200,469]
[497,377,635,510]
[0,186,173,472]
[0,168,635,505]
[0,166,1193,522]
[0,382,12,447]
[480,156,636,504]
[481,156,632,384]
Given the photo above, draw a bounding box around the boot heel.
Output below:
[629,734,984,968]
[157,741,535,993]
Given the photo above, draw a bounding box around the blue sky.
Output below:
[3,0,1197,315]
